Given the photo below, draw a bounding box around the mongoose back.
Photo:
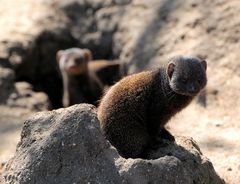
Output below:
[57,48,122,107]
[98,56,207,159]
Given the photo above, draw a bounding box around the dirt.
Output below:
[0,106,33,166]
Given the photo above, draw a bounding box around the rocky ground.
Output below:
[0,0,240,183]
[2,104,224,184]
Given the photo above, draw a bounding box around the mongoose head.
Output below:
[56,48,92,75]
[167,56,207,96]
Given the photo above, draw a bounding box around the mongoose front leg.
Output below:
[157,128,175,142]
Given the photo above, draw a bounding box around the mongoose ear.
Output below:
[83,49,92,61]
[56,50,64,63]
[167,63,175,78]
[201,60,207,71]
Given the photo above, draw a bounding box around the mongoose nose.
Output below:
[188,85,197,93]
[75,58,83,65]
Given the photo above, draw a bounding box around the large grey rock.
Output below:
[3,104,122,184]
[7,82,50,111]
[0,67,49,111]
[0,65,50,171]
[0,67,50,172]
[3,104,224,184]
[116,137,224,184]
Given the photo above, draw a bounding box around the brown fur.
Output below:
[98,56,207,159]
[57,48,122,107]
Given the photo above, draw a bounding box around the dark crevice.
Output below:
[13,29,77,109]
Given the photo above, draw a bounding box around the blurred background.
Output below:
[0,0,239,183]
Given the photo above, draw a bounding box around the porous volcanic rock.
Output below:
[3,104,224,184]
[0,67,49,111]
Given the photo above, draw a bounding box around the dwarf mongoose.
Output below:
[98,56,207,158]
[57,48,121,107]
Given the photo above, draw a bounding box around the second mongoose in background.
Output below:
[56,48,122,107]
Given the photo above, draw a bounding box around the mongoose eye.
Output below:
[75,58,84,65]
[197,79,202,84]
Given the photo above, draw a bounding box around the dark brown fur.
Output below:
[98,56,207,159]
[57,48,122,107]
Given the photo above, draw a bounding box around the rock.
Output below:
[116,137,225,184]
[0,66,50,111]
[0,105,38,170]
[3,104,224,184]
[0,67,50,165]
[7,82,50,111]
[3,104,122,184]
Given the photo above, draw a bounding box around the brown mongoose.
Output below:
[56,48,122,107]
[97,56,207,159]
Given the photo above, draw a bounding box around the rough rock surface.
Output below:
[7,82,49,111]
[3,104,122,184]
[3,104,224,184]
[0,66,50,168]
[0,67,50,111]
